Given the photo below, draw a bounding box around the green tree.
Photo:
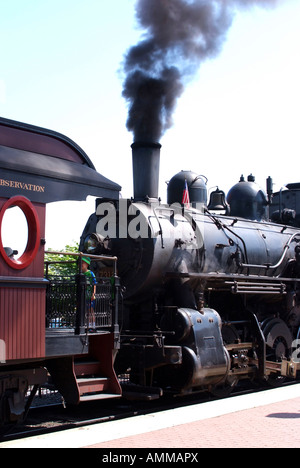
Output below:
[44,242,79,278]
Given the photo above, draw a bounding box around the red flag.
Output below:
[182,179,190,208]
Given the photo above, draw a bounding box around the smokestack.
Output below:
[131,141,161,201]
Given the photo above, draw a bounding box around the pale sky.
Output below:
[1,0,300,250]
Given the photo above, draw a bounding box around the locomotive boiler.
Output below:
[81,141,300,395]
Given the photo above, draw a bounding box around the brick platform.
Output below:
[87,396,300,448]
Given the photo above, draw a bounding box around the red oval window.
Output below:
[0,196,40,269]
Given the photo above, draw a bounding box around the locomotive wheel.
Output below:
[262,318,293,387]
[265,336,289,387]
[269,336,289,361]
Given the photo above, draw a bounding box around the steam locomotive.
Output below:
[80,141,300,395]
[1,117,300,427]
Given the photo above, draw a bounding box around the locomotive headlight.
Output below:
[84,233,102,254]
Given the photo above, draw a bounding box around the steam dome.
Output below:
[167,170,207,206]
[227,174,268,221]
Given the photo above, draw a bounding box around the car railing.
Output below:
[44,252,120,340]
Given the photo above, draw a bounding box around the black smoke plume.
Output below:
[122,0,279,143]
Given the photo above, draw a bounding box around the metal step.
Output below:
[74,355,122,402]
[79,393,121,402]
[77,376,109,395]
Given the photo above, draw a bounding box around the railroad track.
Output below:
[1,379,299,443]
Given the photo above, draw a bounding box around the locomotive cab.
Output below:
[269,183,300,227]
